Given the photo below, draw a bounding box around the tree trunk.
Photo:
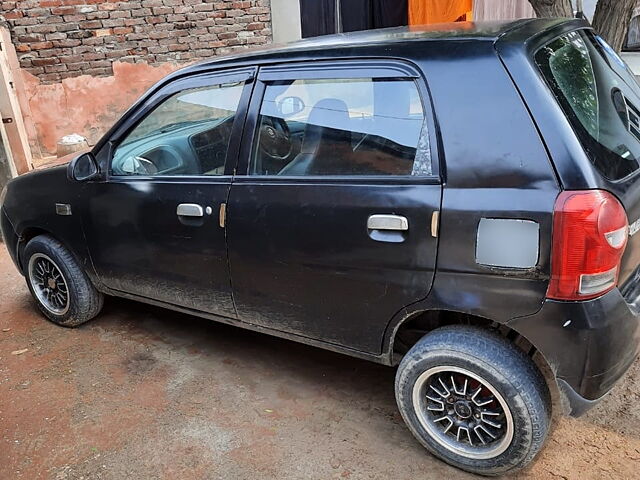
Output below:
[592,0,636,51]
[527,0,573,18]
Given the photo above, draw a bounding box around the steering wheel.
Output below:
[258,116,292,160]
[136,156,158,175]
[119,155,158,175]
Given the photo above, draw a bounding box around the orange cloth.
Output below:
[409,0,473,24]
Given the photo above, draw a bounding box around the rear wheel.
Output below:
[395,325,551,476]
[24,235,103,327]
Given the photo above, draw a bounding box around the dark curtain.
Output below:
[341,0,371,33]
[300,0,336,38]
[372,0,408,28]
[300,0,408,38]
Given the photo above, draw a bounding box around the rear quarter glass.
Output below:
[534,30,640,181]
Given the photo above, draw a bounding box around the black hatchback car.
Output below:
[2,18,640,475]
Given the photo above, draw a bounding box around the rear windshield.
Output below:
[535,30,640,180]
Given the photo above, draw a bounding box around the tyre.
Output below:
[24,234,103,327]
[395,325,551,476]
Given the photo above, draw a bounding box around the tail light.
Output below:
[548,190,628,301]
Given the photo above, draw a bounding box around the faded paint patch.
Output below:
[20,61,183,158]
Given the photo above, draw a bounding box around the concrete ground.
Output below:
[0,247,639,480]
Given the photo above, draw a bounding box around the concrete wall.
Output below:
[271,0,300,44]
[20,60,183,157]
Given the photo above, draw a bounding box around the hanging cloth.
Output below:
[472,0,535,21]
[341,0,372,33]
[341,0,408,32]
[372,0,408,28]
[301,0,410,37]
[300,0,336,38]
[409,0,473,25]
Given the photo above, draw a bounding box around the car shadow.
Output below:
[98,295,401,412]
[97,296,640,441]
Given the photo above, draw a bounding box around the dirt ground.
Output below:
[0,248,638,480]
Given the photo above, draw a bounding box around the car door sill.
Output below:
[104,287,391,365]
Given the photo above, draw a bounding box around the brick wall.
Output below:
[1,0,272,84]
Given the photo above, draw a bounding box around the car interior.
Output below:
[253,78,426,176]
[110,77,427,178]
[110,82,245,177]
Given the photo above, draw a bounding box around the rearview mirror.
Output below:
[67,152,99,182]
[277,96,305,117]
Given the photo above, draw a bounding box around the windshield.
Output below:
[535,30,640,180]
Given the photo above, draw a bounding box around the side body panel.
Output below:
[383,40,560,352]
[227,180,442,353]
[1,166,96,279]
[509,288,640,402]
[1,206,21,268]
[77,69,255,318]
[226,59,442,354]
[79,178,236,317]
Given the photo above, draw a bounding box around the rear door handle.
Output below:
[367,214,409,231]
[177,203,204,217]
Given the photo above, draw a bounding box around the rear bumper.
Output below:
[508,288,640,416]
[0,206,20,271]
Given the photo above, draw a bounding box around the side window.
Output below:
[250,77,431,176]
[111,81,245,176]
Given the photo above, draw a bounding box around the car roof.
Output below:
[264,19,530,47]
[92,17,589,155]
[187,18,587,70]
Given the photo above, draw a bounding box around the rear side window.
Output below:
[535,30,640,180]
[250,77,431,176]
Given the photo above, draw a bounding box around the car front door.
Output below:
[80,68,255,318]
[226,61,442,353]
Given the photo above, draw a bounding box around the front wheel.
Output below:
[24,235,103,327]
[395,325,551,476]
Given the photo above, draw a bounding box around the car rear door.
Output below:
[81,68,255,318]
[225,61,442,354]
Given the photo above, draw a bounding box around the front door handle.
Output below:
[367,214,409,231]
[177,203,204,217]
